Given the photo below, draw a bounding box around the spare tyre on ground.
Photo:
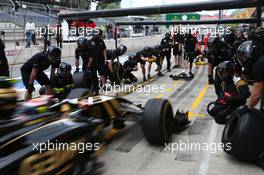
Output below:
[142,98,174,145]
[222,107,264,162]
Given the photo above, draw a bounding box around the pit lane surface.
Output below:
[97,65,263,175]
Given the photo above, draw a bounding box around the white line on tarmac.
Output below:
[197,121,218,175]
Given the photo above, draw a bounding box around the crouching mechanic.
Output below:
[20,45,61,101]
[208,61,250,124]
[236,29,264,112]
[123,54,138,84]
[39,62,73,100]
[106,44,127,80]
[153,44,164,76]
[135,46,153,81]
[75,37,93,72]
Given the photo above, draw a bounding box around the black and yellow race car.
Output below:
[0,78,188,175]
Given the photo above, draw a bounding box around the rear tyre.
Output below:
[143,98,174,145]
[112,62,124,85]
[73,72,92,89]
[222,107,264,162]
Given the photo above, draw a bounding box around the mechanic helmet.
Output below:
[223,32,235,45]
[59,62,72,77]
[165,31,171,38]
[47,45,61,63]
[128,54,137,61]
[93,28,103,40]
[208,36,220,51]
[217,61,235,82]
[142,46,153,57]
[237,41,253,68]
[116,44,127,56]
[154,44,162,54]
[77,37,88,49]
[0,78,17,118]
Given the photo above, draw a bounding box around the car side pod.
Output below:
[142,98,174,145]
[222,107,264,162]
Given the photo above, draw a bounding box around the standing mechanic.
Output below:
[172,32,183,69]
[75,37,93,72]
[183,31,198,77]
[75,37,96,91]
[161,32,173,72]
[20,45,61,100]
[90,29,108,92]
[0,38,9,77]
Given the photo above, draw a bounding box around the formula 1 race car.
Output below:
[0,78,189,175]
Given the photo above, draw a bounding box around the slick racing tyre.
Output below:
[143,98,174,145]
[73,71,93,89]
[67,88,92,99]
[112,62,124,85]
[214,107,233,124]
[222,107,264,162]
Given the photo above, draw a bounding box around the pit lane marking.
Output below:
[154,81,181,98]
[162,87,174,93]
[155,94,164,98]
[197,121,218,175]
[191,84,209,110]
[188,111,206,119]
